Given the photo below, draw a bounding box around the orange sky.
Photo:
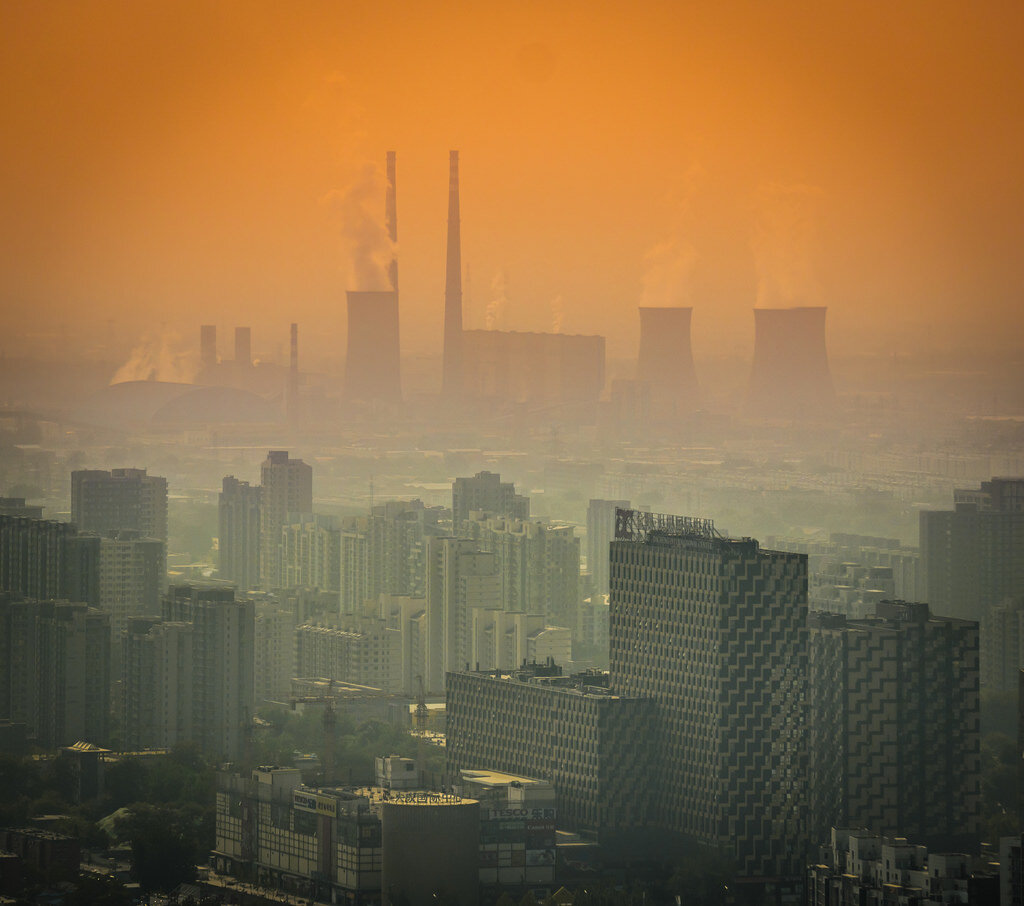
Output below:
[2,0,1022,366]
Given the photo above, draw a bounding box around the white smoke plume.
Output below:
[484,270,508,330]
[322,163,396,291]
[550,294,564,333]
[640,161,703,308]
[111,331,199,384]
[640,238,697,307]
[751,182,824,308]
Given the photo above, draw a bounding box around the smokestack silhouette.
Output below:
[442,150,463,396]
[200,325,216,370]
[344,291,401,403]
[288,323,299,424]
[386,151,398,292]
[235,327,251,367]
[637,307,700,414]
[744,306,835,419]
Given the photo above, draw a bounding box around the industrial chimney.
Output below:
[442,150,463,396]
[744,306,836,419]
[287,323,299,424]
[200,325,217,370]
[234,327,252,368]
[386,150,398,292]
[344,291,401,404]
[637,307,700,415]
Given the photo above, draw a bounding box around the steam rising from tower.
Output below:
[744,306,835,419]
[343,152,402,405]
[442,150,463,396]
[637,307,700,414]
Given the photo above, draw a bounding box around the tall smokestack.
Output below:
[386,151,398,293]
[287,323,299,425]
[744,306,835,419]
[637,307,700,415]
[235,327,252,367]
[442,150,463,396]
[345,291,401,404]
[200,325,216,370]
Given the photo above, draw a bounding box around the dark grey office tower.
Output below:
[920,477,1024,622]
[586,499,629,597]
[442,150,463,397]
[608,509,808,876]
[162,585,254,760]
[0,596,110,748]
[0,515,99,604]
[219,476,262,592]
[807,601,980,850]
[259,451,312,593]
[451,471,529,532]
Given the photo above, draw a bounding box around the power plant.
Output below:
[744,306,836,419]
[637,306,700,415]
[185,158,843,423]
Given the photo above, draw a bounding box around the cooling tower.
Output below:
[234,326,251,367]
[744,306,836,418]
[637,307,699,413]
[344,290,401,403]
[200,325,216,369]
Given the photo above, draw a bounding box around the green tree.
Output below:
[114,803,201,892]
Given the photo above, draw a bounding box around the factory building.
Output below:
[460,330,605,407]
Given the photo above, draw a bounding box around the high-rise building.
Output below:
[97,531,163,637]
[0,595,110,748]
[981,598,1024,693]
[920,477,1024,622]
[162,584,255,760]
[219,476,262,592]
[446,664,652,836]
[70,468,168,542]
[282,514,342,598]
[260,451,313,593]
[461,513,579,629]
[295,617,401,693]
[379,594,428,697]
[586,499,629,597]
[424,537,502,693]
[807,601,980,850]
[254,600,297,705]
[608,509,809,876]
[452,472,529,533]
[121,617,194,751]
[336,501,445,615]
[0,515,99,604]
